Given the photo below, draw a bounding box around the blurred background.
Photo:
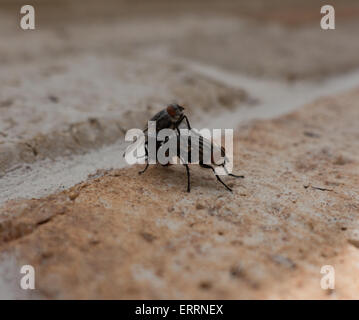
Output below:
[2,0,359,198]
[2,0,359,78]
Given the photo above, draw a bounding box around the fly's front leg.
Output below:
[184,163,190,192]
[183,115,192,130]
[139,144,149,175]
[139,162,149,175]
[177,134,191,192]
[176,115,192,131]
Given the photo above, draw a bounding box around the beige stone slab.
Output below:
[1,88,358,299]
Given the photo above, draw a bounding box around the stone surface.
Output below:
[1,0,359,300]
[1,88,359,299]
[0,54,249,173]
[2,0,359,174]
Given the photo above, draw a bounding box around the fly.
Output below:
[136,104,244,192]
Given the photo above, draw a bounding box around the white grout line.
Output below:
[179,59,359,129]
[1,62,359,300]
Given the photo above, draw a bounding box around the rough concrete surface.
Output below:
[1,0,359,299]
[1,89,359,299]
[2,0,359,174]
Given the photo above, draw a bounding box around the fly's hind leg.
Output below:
[200,163,232,192]
[222,164,244,178]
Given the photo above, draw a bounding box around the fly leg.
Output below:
[177,149,191,192]
[222,164,244,178]
[182,115,192,130]
[178,137,191,192]
[160,137,172,167]
[176,115,192,130]
[184,163,190,192]
[139,162,149,175]
[200,163,232,192]
[139,144,149,175]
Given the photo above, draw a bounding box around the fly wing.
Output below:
[196,129,226,165]
[143,109,170,135]
[176,129,226,165]
[191,129,212,164]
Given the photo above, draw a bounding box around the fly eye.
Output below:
[166,105,176,117]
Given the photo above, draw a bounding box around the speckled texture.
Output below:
[0,54,248,174]
[2,0,359,300]
[1,88,359,299]
[2,0,359,175]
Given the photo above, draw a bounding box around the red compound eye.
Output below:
[167,105,176,117]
